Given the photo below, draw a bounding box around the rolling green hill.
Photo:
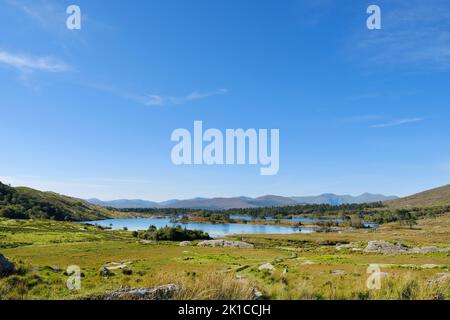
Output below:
[0,181,119,221]
[386,184,450,208]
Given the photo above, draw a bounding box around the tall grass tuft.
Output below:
[173,272,255,300]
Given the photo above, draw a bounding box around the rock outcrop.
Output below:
[258,263,275,271]
[364,241,409,254]
[197,240,254,249]
[0,254,15,277]
[364,240,450,255]
[99,266,114,277]
[101,284,180,300]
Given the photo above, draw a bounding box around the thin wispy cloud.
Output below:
[5,0,64,30]
[339,115,384,123]
[135,88,228,106]
[370,117,422,128]
[351,0,450,72]
[88,83,228,107]
[0,50,70,73]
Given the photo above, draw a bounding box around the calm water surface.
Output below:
[86,217,314,238]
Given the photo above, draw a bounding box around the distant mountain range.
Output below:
[87,193,398,210]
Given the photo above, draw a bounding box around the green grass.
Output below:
[387,184,450,208]
[0,216,449,300]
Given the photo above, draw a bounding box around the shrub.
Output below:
[139,226,211,241]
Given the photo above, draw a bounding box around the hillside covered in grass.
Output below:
[0,182,118,221]
[386,185,450,208]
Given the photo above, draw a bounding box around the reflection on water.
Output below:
[85,217,314,238]
[229,215,377,228]
[229,215,346,223]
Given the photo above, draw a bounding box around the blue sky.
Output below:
[1,0,450,201]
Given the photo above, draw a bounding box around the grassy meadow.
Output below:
[1,214,449,300]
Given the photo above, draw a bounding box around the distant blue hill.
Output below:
[87,193,398,210]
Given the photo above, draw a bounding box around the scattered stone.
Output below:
[99,266,114,277]
[104,263,128,270]
[197,240,254,249]
[365,241,450,255]
[421,264,441,269]
[47,266,62,272]
[376,264,394,268]
[400,264,417,269]
[101,284,180,300]
[427,273,450,286]
[332,269,346,276]
[236,274,247,281]
[410,246,450,254]
[410,247,440,254]
[258,263,275,271]
[0,254,15,277]
[140,240,156,244]
[364,241,409,254]
[253,288,265,300]
[179,241,192,246]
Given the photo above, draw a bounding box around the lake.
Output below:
[86,217,315,238]
[229,215,346,223]
[229,215,377,228]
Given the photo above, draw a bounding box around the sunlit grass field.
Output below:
[0,216,449,300]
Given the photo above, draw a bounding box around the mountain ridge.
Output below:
[88,193,398,210]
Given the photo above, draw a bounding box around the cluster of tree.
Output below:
[365,206,450,225]
[119,208,202,215]
[132,225,211,241]
[0,181,113,221]
[120,202,450,227]
[225,203,384,218]
[0,182,71,220]
[119,203,384,218]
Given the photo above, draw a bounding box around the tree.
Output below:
[0,205,28,219]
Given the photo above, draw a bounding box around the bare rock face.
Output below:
[258,263,275,271]
[101,284,180,300]
[0,254,15,277]
[364,241,409,254]
[179,241,192,246]
[197,240,254,249]
[365,241,450,255]
[410,246,450,254]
